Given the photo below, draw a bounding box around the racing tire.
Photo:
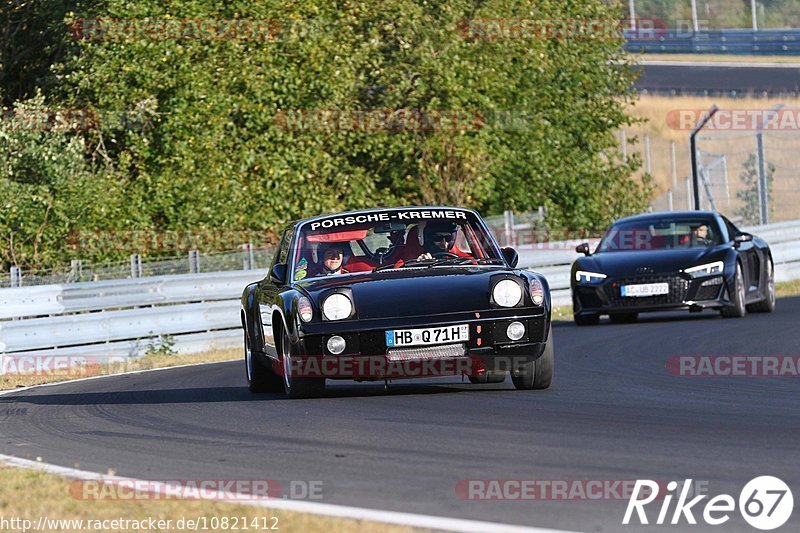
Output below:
[574,313,600,326]
[245,328,283,393]
[468,371,507,384]
[511,325,554,390]
[280,328,326,399]
[609,312,638,324]
[721,262,746,318]
[748,259,776,313]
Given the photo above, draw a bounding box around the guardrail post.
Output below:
[10,266,21,288]
[130,254,142,278]
[188,250,200,273]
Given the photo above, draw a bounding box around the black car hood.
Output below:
[296,267,512,319]
[578,247,727,277]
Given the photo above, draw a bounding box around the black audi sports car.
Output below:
[571,211,775,325]
[241,206,554,398]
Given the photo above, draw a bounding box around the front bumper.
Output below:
[573,272,732,315]
[286,309,549,380]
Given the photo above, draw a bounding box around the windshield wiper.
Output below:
[426,257,474,267]
[474,258,505,265]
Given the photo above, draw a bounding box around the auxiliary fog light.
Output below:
[327,335,346,355]
[507,321,525,341]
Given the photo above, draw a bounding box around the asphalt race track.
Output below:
[636,63,800,96]
[2,297,800,532]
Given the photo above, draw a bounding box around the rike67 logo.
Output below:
[623,477,793,530]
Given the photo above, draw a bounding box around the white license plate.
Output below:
[621,283,669,297]
[386,324,469,347]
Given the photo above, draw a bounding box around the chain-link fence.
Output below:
[4,246,275,289]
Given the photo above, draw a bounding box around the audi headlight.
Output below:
[575,270,607,283]
[684,261,723,278]
[322,293,353,321]
[493,279,523,307]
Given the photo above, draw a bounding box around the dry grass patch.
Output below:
[0,466,424,533]
[0,349,240,391]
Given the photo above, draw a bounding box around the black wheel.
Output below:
[721,262,746,318]
[280,328,326,399]
[244,327,282,393]
[748,259,776,313]
[609,312,638,324]
[468,371,507,384]
[511,325,554,390]
[574,313,600,326]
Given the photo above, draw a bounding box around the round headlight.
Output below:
[327,335,346,355]
[493,279,522,307]
[322,293,353,321]
[507,321,525,341]
[298,296,313,322]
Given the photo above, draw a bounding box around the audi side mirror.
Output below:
[734,234,752,247]
[576,242,591,256]
[501,247,519,268]
[270,264,287,285]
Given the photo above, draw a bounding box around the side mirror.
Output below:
[734,233,752,247]
[501,247,519,268]
[270,264,287,285]
[576,242,591,256]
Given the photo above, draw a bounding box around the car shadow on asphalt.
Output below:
[0,380,523,406]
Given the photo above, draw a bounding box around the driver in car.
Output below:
[692,224,712,246]
[416,221,469,260]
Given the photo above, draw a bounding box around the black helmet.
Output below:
[423,221,458,253]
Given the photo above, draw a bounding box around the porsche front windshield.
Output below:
[597,218,722,252]
[290,209,503,280]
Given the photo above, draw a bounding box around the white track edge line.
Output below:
[0,363,585,533]
[0,453,584,533]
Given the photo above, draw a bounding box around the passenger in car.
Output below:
[312,242,350,276]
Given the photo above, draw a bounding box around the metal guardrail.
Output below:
[625,29,800,55]
[1,220,798,363]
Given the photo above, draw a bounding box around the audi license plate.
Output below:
[621,283,669,297]
[386,324,469,348]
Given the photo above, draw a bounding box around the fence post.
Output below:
[685,177,692,210]
[670,141,678,189]
[70,259,82,282]
[188,250,200,273]
[10,266,21,288]
[644,134,651,175]
[668,189,674,211]
[620,130,627,159]
[756,132,769,225]
[242,243,255,270]
[130,254,142,278]
[503,210,515,247]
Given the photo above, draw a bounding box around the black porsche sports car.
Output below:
[241,206,553,398]
[571,211,775,325]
